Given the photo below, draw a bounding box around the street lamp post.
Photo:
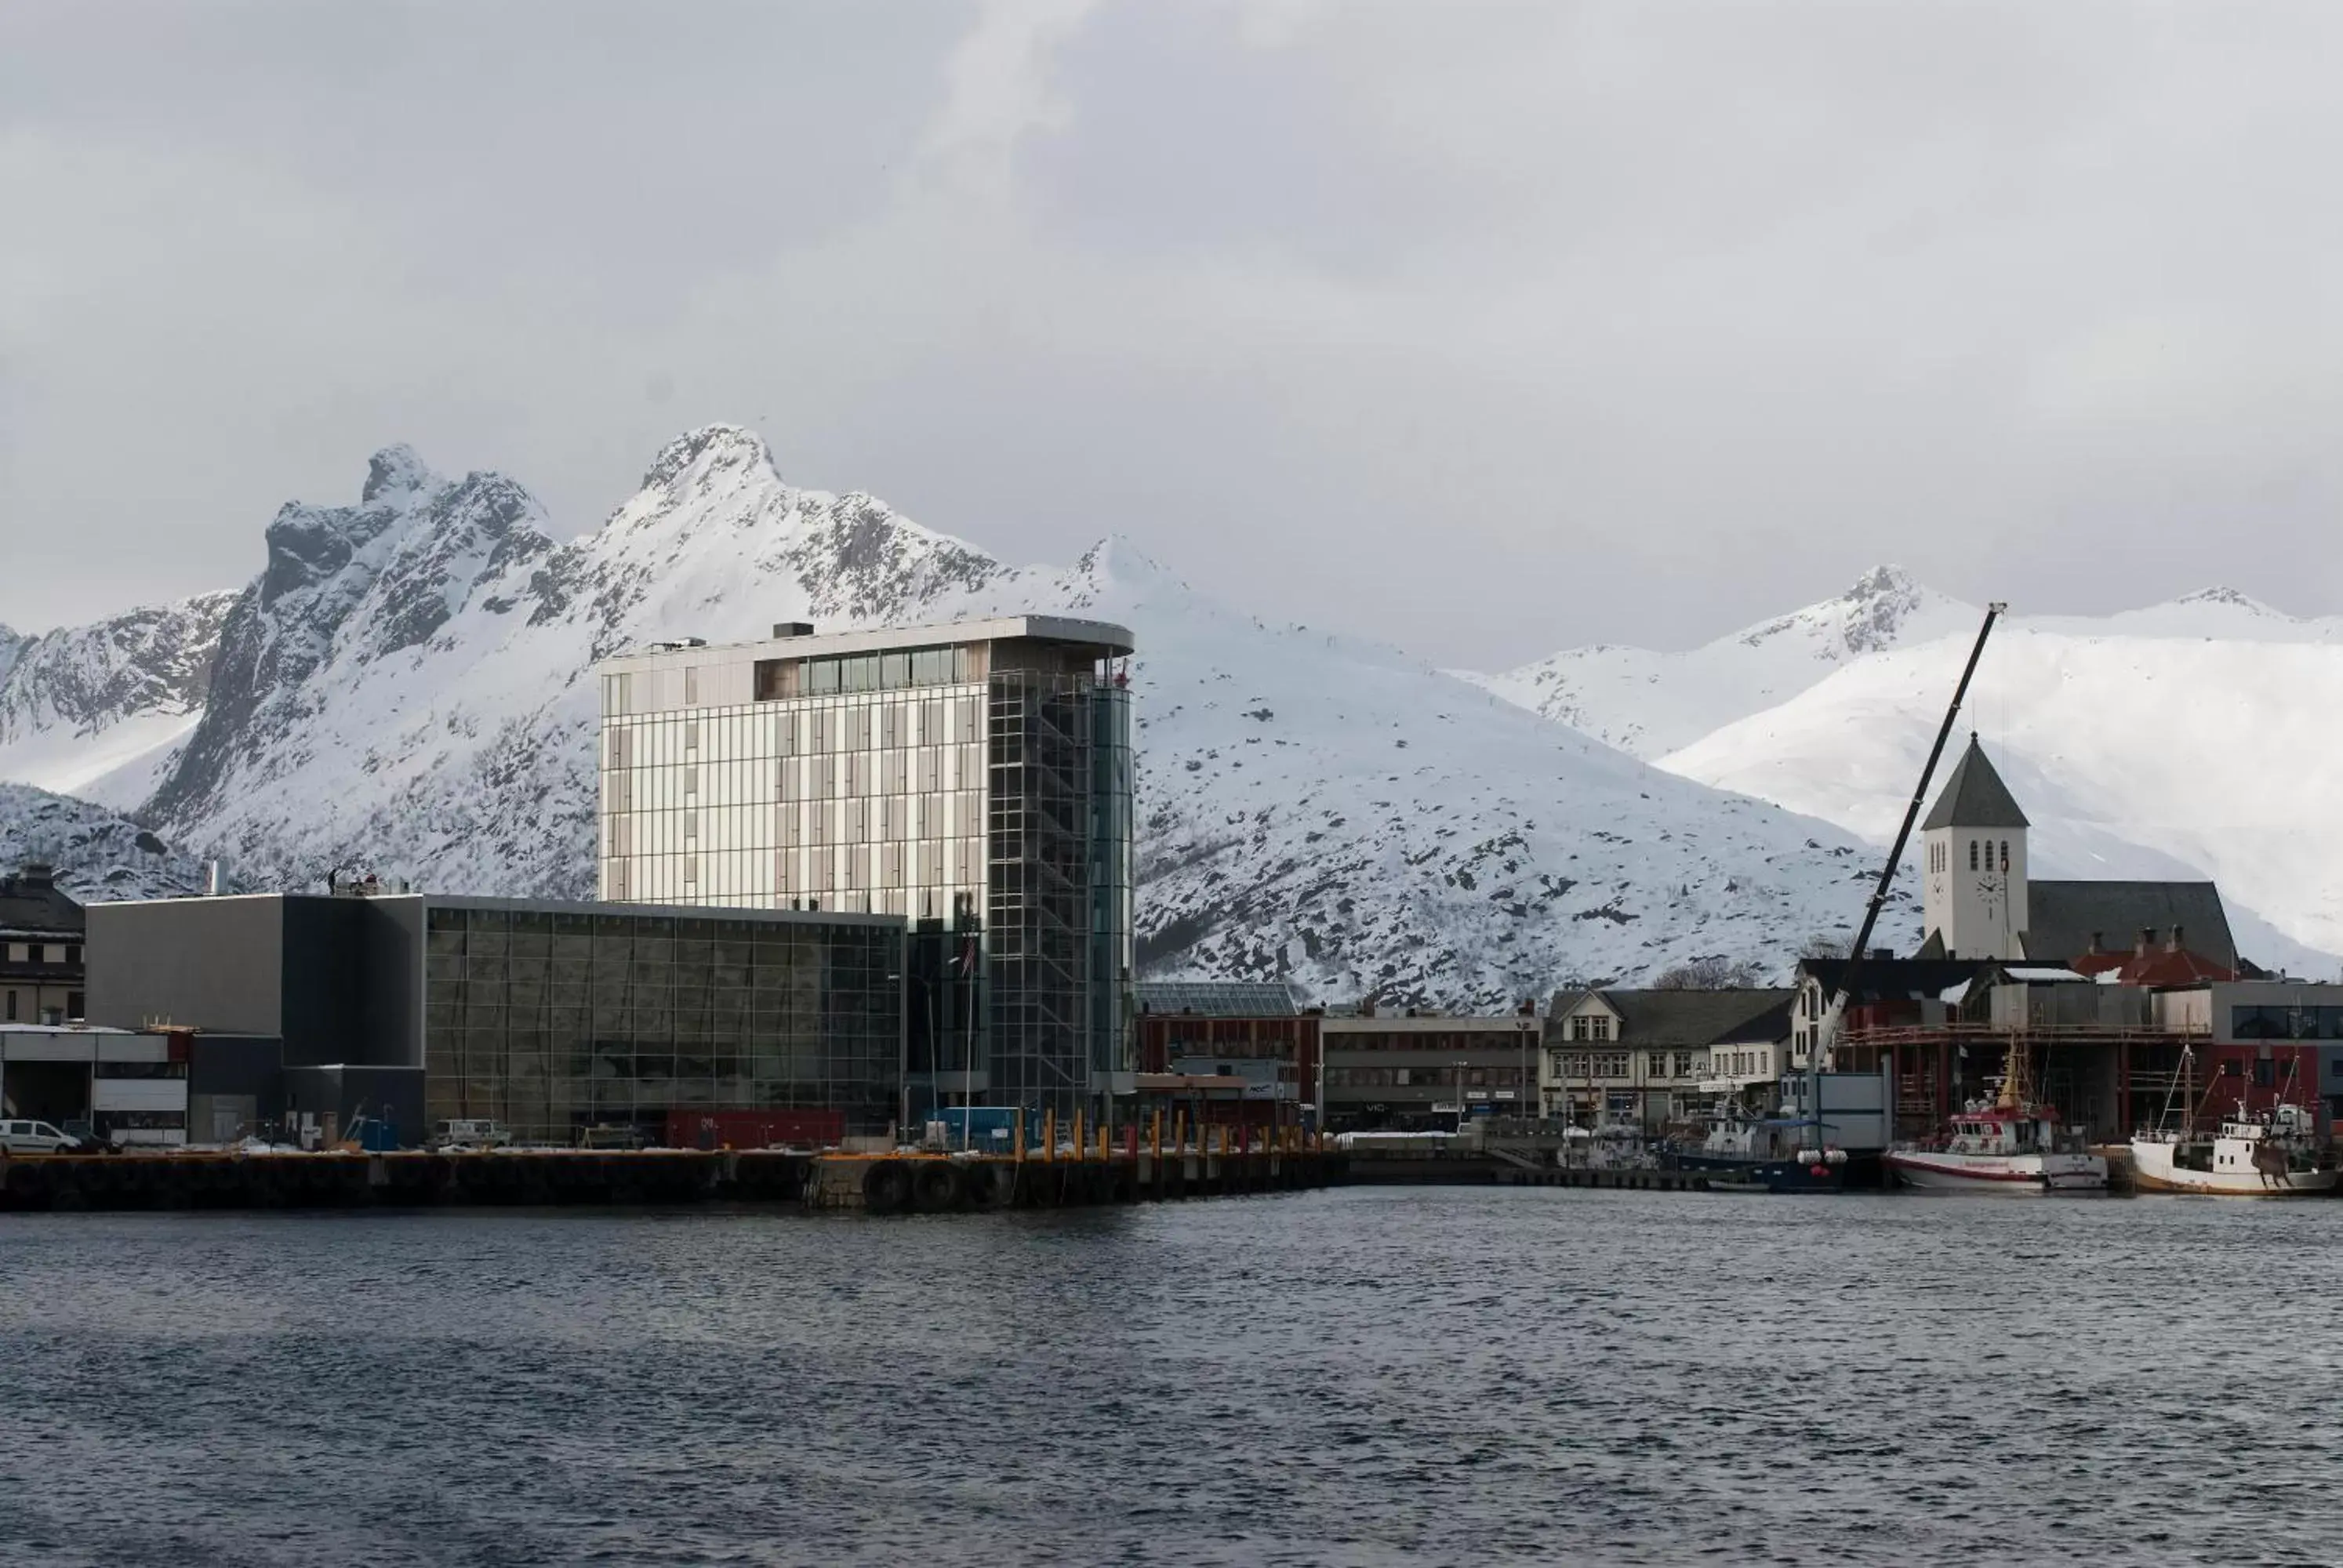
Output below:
[1454,1060,1469,1134]
[1516,1010,1536,1132]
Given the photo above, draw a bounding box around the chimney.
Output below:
[771,621,814,640]
[20,862,55,891]
[1871,947,1894,962]
[2167,924,2183,953]
[2087,931,2103,955]
[2138,927,2156,958]
[205,858,224,896]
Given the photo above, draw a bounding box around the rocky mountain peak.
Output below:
[362,444,438,505]
[640,424,778,492]
[1831,564,1934,655]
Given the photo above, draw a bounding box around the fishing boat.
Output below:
[1883,1042,2108,1193]
[2129,1047,2338,1196]
[1670,1109,1848,1193]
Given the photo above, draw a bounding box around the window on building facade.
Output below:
[1969,840,1979,870]
[1592,1052,1628,1078]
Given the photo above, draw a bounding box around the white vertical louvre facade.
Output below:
[595,617,1136,1123]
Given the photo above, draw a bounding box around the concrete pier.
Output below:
[806,1146,1343,1212]
[0,1145,1344,1214]
[0,1149,816,1213]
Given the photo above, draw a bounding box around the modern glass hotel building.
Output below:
[595,616,1136,1124]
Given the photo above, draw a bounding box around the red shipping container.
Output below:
[666,1109,845,1150]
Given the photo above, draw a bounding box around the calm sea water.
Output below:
[3,1189,2340,1566]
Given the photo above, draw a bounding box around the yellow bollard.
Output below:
[1015,1108,1026,1163]
[1072,1109,1085,1164]
[1098,1120,1109,1162]
[1150,1109,1162,1160]
[1043,1106,1055,1164]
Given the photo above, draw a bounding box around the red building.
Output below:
[1132,982,1320,1132]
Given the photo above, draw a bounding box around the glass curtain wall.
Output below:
[421,903,902,1142]
[986,670,1129,1122]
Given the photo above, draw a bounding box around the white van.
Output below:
[429,1118,512,1151]
[0,1119,80,1154]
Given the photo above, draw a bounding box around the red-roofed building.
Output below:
[2067,926,2238,987]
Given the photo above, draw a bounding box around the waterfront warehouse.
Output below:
[85,891,905,1147]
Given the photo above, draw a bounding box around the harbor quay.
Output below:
[0,1127,1344,1214]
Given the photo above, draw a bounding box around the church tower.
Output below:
[1920,735,2030,960]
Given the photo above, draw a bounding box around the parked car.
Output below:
[427,1118,512,1151]
[0,1119,85,1154]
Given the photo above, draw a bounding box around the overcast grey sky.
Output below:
[5,2,2341,667]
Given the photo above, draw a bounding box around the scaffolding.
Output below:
[1841,1023,2213,1144]
[985,671,1131,1124]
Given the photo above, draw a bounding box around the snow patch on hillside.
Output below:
[1461,566,1978,757]
[1658,625,2343,972]
[0,782,219,903]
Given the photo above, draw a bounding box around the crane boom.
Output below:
[1825,601,2006,1022]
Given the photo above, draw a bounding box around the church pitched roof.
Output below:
[2020,881,2238,971]
[1920,736,2030,831]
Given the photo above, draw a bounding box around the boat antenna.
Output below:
[1815,602,2007,1137]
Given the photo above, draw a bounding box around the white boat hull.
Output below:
[2129,1139,2341,1197]
[1885,1149,2109,1193]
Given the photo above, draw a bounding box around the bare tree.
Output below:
[1650,955,1764,989]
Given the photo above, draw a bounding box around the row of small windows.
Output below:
[606,696,987,771]
[1930,840,2013,873]
[756,645,986,700]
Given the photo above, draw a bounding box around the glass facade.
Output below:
[595,621,1135,1127]
[420,901,903,1143]
[2232,1004,2343,1040]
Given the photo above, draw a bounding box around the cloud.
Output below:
[4,1,2342,666]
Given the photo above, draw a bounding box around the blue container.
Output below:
[933,1106,1021,1149]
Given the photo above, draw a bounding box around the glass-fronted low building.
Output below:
[86,891,905,1145]
[593,615,1135,1127]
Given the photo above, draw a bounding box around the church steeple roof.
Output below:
[1921,735,2030,830]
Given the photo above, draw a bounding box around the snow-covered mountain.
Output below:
[5,425,1909,1005]
[0,591,238,807]
[1656,613,2343,973]
[0,782,219,902]
[1460,566,1979,758]
[7,441,2337,989]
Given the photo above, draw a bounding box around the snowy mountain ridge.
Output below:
[0,591,238,807]
[1457,565,1982,759]
[0,782,219,904]
[7,426,2335,994]
[0,425,1910,1004]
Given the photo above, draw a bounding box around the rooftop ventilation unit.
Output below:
[771,622,815,639]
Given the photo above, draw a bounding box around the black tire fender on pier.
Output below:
[962,1161,1007,1210]
[911,1161,963,1214]
[863,1160,913,1215]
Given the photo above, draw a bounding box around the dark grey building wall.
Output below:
[87,896,288,1036]
[364,897,424,1067]
[280,897,369,1066]
[189,1034,285,1100]
[282,1064,424,1143]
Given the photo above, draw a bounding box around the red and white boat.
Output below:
[1884,1047,2108,1193]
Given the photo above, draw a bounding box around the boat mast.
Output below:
[1818,602,2007,1142]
